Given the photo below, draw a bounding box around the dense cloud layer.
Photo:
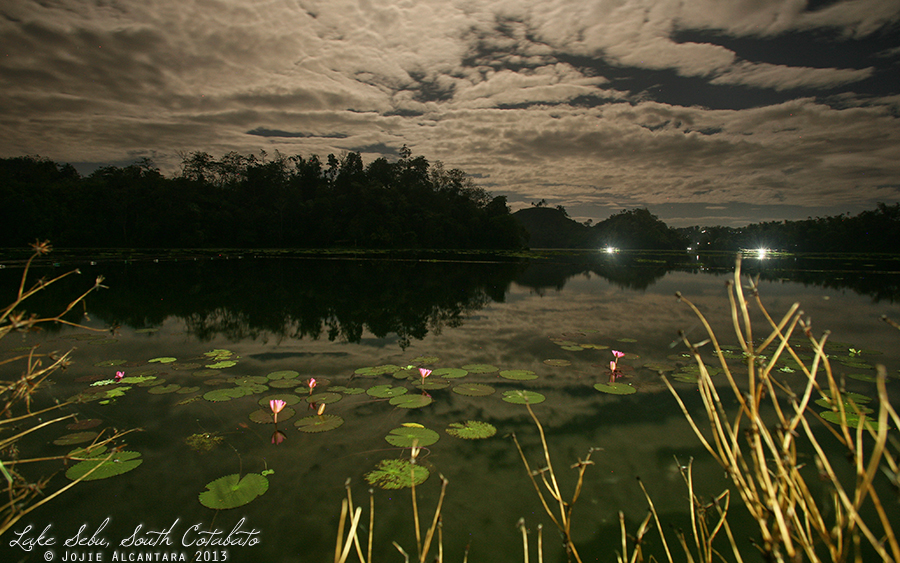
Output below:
[2,0,899,226]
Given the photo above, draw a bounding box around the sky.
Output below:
[2,0,899,228]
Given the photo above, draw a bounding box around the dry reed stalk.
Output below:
[662,255,899,563]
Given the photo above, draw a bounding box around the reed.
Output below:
[656,254,900,562]
[0,241,137,536]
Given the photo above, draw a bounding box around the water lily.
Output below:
[418,367,432,385]
[612,350,625,359]
[269,399,286,424]
[316,402,326,416]
[114,371,125,383]
[307,378,317,395]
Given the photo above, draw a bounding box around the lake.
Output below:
[2,249,899,563]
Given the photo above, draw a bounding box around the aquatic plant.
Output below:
[0,241,137,536]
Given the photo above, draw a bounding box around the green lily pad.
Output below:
[147,384,181,394]
[617,338,639,343]
[847,372,878,382]
[581,344,609,350]
[267,370,300,380]
[203,388,243,402]
[193,369,220,378]
[366,385,408,399]
[148,357,177,364]
[170,362,203,371]
[393,368,416,380]
[434,368,468,379]
[461,364,498,374]
[499,370,538,381]
[259,394,302,407]
[53,431,99,446]
[820,390,872,404]
[385,426,439,448]
[452,383,495,397]
[365,459,429,490]
[543,359,571,367]
[295,414,344,433]
[206,360,238,369]
[413,381,449,390]
[228,375,269,385]
[198,473,269,510]
[329,386,365,395]
[354,365,403,376]
[95,359,127,367]
[66,451,143,481]
[249,406,296,424]
[389,394,434,409]
[446,421,497,440]
[560,345,583,351]
[814,398,873,414]
[269,379,302,388]
[204,349,234,359]
[594,382,637,395]
[820,410,883,431]
[502,390,546,404]
[306,392,343,404]
[178,386,201,394]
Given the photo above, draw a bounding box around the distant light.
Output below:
[757,248,768,259]
[605,246,618,254]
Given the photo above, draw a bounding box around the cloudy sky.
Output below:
[2,0,899,227]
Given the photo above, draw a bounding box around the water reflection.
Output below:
[1,250,897,351]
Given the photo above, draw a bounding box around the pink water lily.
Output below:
[269,399,286,423]
[114,371,125,383]
[307,378,317,395]
[612,350,625,359]
[418,368,432,385]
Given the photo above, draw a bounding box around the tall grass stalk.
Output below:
[0,241,137,536]
[662,255,899,562]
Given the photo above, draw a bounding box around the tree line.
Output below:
[0,148,526,249]
[677,203,900,253]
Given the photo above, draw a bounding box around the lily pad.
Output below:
[820,410,883,431]
[594,382,637,395]
[95,359,127,367]
[53,431,99,446]
[203,388,244,402]
[446,421,497,440]
[198,473,269,510]
[148,357,178,364]
[66,419,102,431]
[385,426,440,448]
[178,386,201,394]
[305,392,343,404]
[66,451,143,481]
[502,390,546,404]
[499,370,538,381]
[365,459,429,490]
[413,381,449,390]
[543,359,571,367]
[228,375,269,385]
[452,383,495,397]
[269,379,302,388]
[617,338,639,343]
[461,364,498,374]
[147,384,181,394]
[249,406,296,424]
[389,394,434,409]
[193,369,220,378]
[259,394,302,407]
[295,414,344,433]
[434,368,468,379]
[206,360,238,369]
[267,370,300,380]
[560,345,584,351]
[329,386,365,395]
[814,397,873,414]
[354,365,403,376]
[366,385,408,399]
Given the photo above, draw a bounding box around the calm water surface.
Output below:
[2,251,899,563]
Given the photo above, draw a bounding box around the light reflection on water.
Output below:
[1,254,899,563]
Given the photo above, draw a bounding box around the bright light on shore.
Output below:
[605,246,618,254]
[757,248,769,259]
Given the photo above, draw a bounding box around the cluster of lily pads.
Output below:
[49,325,891,512]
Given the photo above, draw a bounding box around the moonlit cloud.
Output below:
[1,0,898,227]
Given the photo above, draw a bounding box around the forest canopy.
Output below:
[0,149,525,249]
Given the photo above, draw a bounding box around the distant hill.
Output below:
[514,206,690,250]
[512,207,593,248]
